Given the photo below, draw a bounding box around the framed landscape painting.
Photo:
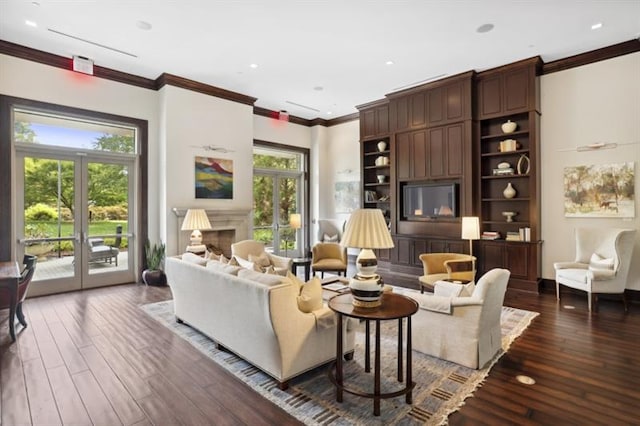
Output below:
[563,162,635,218]
[195,156,233,199]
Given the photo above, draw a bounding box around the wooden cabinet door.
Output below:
[446,123,464,177]
[396,132,411,180]
[503,67,530,114]
[445,82,465,122]
[360,104,389,139]
[394,237,413,266]
[411,130,427,179]
[390,97,410,132]
[427,127,445,179]
[478,74,503,119]
[410,91,427,129]
[504,242,530,278]
[479,241,504,273]
[360,109,377,139]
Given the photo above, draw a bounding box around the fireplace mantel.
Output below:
[173,208,252,255]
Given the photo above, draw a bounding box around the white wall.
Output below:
[162,86,254,255]
[0,54,160,254]
[540,52,640,289]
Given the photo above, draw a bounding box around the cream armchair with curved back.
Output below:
[554,228,636,312]
[418,253,477,293]
[407,268,511,369]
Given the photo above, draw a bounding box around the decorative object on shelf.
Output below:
[502,211,517,222]
[376,175,386,183]
[375,156,388,166]
[519,227,531,242]
[377,141,387,152]
[499,139,517,152]
[340,209,395,308]
[503,182,516,199]
[501,120,517,134]
[461,216,480,257]
[517,154,531,175]
[563,162,635,218]
[364,190,378,202]
[181,209,212,252]
[493,161,514,175]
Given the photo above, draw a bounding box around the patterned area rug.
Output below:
[141,295,538,425]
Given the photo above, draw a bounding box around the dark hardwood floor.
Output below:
[1,277,639,425]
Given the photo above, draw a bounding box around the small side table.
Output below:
[0,261,21,342]
[291,257,312,281]
[328,292,419,416]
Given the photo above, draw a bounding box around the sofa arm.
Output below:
[268,253,293,270]
[554,261,587,270]
[312,306,337,329]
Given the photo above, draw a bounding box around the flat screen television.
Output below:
[402,182,458,219]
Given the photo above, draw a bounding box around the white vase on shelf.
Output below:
[377,141,387,152]
[503,182,516,199]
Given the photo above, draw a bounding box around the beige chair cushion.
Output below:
[249,252,272,268]
[312,243,347,273]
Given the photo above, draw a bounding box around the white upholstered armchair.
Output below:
[231,240,293,276]
[407,268,510,369]
[554,228,636,312]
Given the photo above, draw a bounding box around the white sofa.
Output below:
[165,256,356,389]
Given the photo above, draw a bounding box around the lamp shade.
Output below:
[461,216,480,240]
[289,213,301,229]
[181,209,212,231]
[341,209,394,249]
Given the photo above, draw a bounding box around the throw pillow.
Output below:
[228,256,240,266]
[287,270,305,293]
[206,260,242,276]
[323,233,339,243]
[263,265,277,275]
[218,254,229,264]
[249,252,272,268]
[237,268,285,286]
[297,277,323,313]
[181,252,207,266]
[589,253,614,271]
[233,256,262,272]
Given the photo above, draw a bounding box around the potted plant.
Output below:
[142,240,166,286]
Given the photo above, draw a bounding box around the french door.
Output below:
[16,148,136,296]
[253,172,301,257]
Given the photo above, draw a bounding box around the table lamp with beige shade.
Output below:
[287,213,301,257]
[181,209,212,253]
[461,216,480,257]
[341,209,394,308]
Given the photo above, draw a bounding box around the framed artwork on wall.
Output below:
[563,161,635,218]
[195,156,233,199]
[335,181,360,213]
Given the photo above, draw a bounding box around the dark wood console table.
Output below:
[0,261,21,342]
[328,292,418,416]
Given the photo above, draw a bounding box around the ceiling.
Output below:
[1,1,639,120]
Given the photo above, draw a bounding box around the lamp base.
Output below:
[190,229,203,245]
[350,273,383,308]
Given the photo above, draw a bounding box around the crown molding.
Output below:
[155,73,256,106]
[542,39,640,75]
[0,39,157,89]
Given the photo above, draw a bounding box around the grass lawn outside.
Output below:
[25,220,128,256]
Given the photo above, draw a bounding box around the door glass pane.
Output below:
[253,174,274,249]
[279,177,298,252]
[24,157,75,281]
[253,148,300,171]
[87,162,129,275]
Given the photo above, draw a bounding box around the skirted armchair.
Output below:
[231,240,293,276]
[554,227,636,312]
[418,253,477,293]
[407,268,510,369]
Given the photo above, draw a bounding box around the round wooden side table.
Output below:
[328,292,419,416]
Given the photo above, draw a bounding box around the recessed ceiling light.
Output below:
[313,86,323,91]
[31,1,40,6]
[386,60,394,66]
[327,111,332,115]
[476,23,494,33]
[25,20,37,28]
[591,22,603,30]
[136,20,152,30]
[250,63,258,69]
